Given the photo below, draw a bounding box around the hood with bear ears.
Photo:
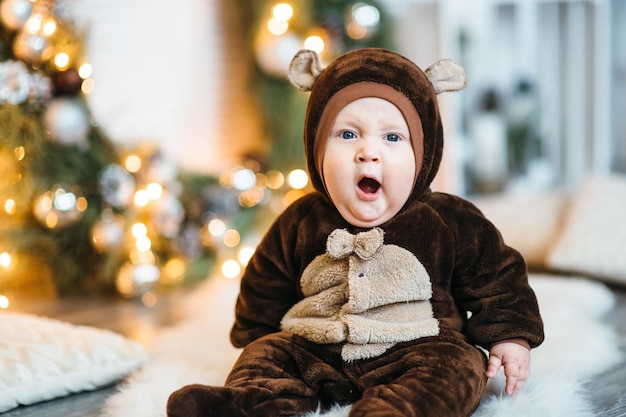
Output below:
[288,48,466,202]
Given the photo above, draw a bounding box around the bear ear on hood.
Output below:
[287,49,467,95]
[287,49,323,92]
[424,59,467,94]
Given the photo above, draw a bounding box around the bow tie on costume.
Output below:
[326,227,385,261]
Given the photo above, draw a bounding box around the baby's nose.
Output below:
[356,140,380,162]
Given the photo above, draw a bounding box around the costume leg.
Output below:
[347,336,487,417]
[167,331,357,417]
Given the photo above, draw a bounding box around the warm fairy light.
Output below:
[76,196,88,212]
[132,222,148,238]
[4,199,16,215]
[0,252,11,268]
[284,189,306,205]
[222,259,241,279]
[352,3,380,27]
[134,189,150,207]
[347,22,367,40]
[238,246,255,266]
[267,18,288,35]
[239,188,265,208]
[163,258,186,284]
[44,212,58,228]
[266,170,285,189]
[129,249,155,265]
[288,169,309,189]
[303,35,325,53]
[146,182,163,200]
[78,63,93,78]
[53,188,75,210]
[141,291,158,307]
[232,168,256,191]
[14,146,25,161]
[39,193,52,211]
[223,229,241,248]
[54,52,69,69]
[125,154,142,173]
[273,3,293,20]
[135,236,152,252]
[26,14,42,33]
[208,219,226,236]
[81,78,95,94]
[267,2,293,35]
[0,295,8,309]
[42,19,56,36]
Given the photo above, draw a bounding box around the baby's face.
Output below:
[322,97,417,228]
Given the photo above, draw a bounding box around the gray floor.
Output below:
[3,284,626,417]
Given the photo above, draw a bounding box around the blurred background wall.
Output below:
[74,0,626,196]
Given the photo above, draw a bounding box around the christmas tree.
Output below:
[0,0,243,301]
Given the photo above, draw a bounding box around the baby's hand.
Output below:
[486,339,530,396]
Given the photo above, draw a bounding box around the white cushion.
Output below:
[0,312,150,413]
[547,175,626,285]
[473,192,569,268]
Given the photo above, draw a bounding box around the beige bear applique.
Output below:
[281,227,440,361]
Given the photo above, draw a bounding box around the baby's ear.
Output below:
[424,59,467,94]
[288,49,323,92]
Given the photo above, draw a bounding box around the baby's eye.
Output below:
[340,131,356,140]
[385,133,400,142]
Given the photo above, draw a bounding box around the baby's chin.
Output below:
[339,207,398,229]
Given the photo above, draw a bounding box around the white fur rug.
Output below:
[102,274,623,417]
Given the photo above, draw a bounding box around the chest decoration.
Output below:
[281,227,440,361]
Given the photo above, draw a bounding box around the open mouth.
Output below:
[358,177,381,194]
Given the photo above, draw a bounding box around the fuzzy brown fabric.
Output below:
[167,48,544,417]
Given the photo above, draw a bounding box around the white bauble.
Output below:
[0,0,32,30]
[43,98,90,147]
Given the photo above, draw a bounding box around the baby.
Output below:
[167,48,544,417]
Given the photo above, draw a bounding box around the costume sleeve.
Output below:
[229,211,301,348]
[229,194,332,348]
[437,195,544,349]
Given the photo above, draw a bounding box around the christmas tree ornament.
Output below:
[0,0,32,31]
[115,261,160,297]
[42,97,90,147]
[33,185,87,229]
[0,60,53,105]
[149,193,184,238]
[53,67,82,95]
[90,208,125,253]
[99,163,136,208]
[12,29,51,65]
[0,60,31,105]
[146,153,179,185]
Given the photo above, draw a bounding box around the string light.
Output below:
[132,222,148,238]
[272,3,293,21]
[146,182,163,199]
[4,199,16,215]
[208,218,226,236]
[0,295,8,309]
[288,169,309,189]
[78,63,93,78]
[303,35,324,53]
[134,189,150,207]
[124,154,142,173]
[221,259,241,279]
[0,252,11,268]
[238,246,255,266]
[223,229,241,248]
[53,52,69,69]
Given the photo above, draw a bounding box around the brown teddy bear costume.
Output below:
[167,48,544,417]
